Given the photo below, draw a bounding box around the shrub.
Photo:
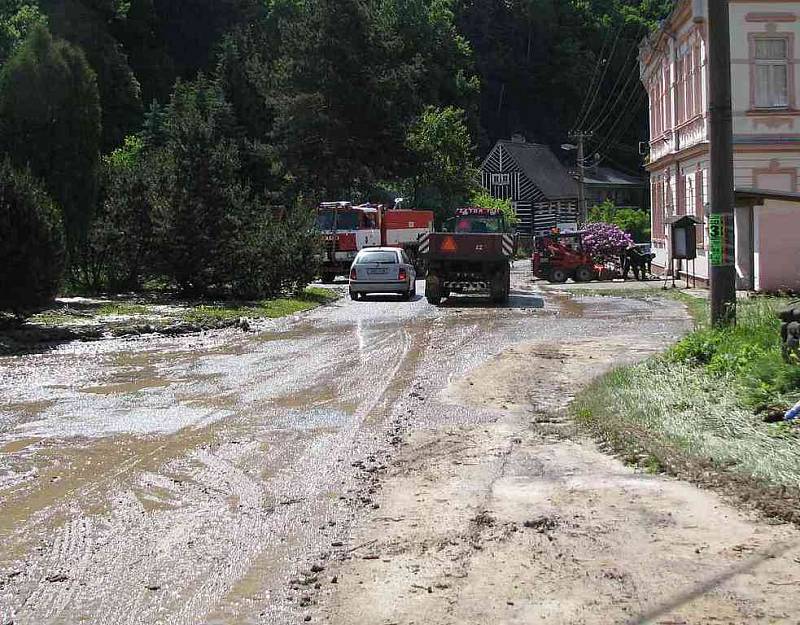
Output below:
[0,160,65,312]
[668,297,800,410]
[152,77,320,298]
[581,221,634,259]
[589,200,650,242]
[77,136,162,292]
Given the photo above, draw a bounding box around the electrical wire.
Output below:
[591,89,647,157]
[588,43,645,135]
[573,20,624,132]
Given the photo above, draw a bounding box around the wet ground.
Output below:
[0,264,724,624]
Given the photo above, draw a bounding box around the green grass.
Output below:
[97,303,152,316]
[182,287,339,324]
[667,297,798,409]
[28,312,80,325]
[573,296,800,513]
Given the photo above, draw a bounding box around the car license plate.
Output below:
[367,268,387,275]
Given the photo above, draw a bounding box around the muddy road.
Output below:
[1,266,798,624]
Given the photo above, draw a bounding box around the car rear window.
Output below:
[356,251,398,264]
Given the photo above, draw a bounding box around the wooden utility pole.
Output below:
[569,131,592,224]
[707,0,736,326]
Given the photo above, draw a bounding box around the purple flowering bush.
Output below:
[581,222,634,259]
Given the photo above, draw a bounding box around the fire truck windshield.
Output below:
[315,210,361,231]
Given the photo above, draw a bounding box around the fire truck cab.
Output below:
[316,201,434,282]
[316,202,382,283]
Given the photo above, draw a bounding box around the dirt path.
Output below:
[321,334,800,624]
[5,267,793,624]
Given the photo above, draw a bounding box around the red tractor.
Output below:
[532,230,603,283]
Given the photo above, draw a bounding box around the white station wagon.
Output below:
[348,247,417,301]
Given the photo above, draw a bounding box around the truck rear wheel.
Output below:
[321,272,337,284]
[426,274,442,305]
[491,267,510,304]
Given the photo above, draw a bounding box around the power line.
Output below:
[587,37,644,135]
[573,21,615,130]
[574,21,624,131]
[591,89,646,157]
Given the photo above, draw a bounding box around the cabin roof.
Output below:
[488,140,579,200]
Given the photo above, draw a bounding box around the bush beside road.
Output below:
[573,293,800,524]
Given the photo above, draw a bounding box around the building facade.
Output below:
[480,137,579,235]
[640,0,800,290]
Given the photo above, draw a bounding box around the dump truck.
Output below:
[419,207,515,306]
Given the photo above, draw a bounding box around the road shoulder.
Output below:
[319,333,800,624]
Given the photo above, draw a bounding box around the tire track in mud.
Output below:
[2,310,442,624]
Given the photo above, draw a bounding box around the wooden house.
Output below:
[480,136,579,235]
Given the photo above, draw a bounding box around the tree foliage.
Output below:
[0,22,101,254]
[0,1,47,65]
[0,159,65,312]
[589,199,650,242]
[149,77,319,298]
[470,190,517,226]
[406,105,477,224]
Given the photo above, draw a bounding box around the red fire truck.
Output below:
[316,202,434,282]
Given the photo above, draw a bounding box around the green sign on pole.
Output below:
[708,214,723,266]
[708,213,734,267]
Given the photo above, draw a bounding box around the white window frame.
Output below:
[753,36,790,110]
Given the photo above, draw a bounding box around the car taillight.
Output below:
[398,268,407,281]
[350,268,357,280]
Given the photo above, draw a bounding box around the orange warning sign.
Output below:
[440,236,457,253]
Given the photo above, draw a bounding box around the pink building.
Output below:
[640,0,800,291]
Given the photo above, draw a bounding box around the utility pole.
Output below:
[707,0,736,326]
[569,130,592,224]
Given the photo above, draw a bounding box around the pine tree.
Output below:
[0,159,66,312]
[0,23,101,256]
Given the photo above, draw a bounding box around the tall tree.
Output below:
[40,0,142,150]
[0,1,47,66]
[0,159,66,312]
[273,0,477,199]
[406,105,477,223]
[0,23,101,253]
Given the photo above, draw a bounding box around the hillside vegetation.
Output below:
[0,0,672,309]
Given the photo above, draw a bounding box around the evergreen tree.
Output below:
[0,159,66,312]
[40,0,142,151]
[0,23,101,255]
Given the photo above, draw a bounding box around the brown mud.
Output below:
[321,316,800,625]
[4,267,784,625]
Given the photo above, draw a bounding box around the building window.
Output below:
[754,38,790,109]
[491,173,510,186]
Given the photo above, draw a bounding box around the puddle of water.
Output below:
[0,437,41,453]
[554,294,586,318]
[81,378,169,395]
